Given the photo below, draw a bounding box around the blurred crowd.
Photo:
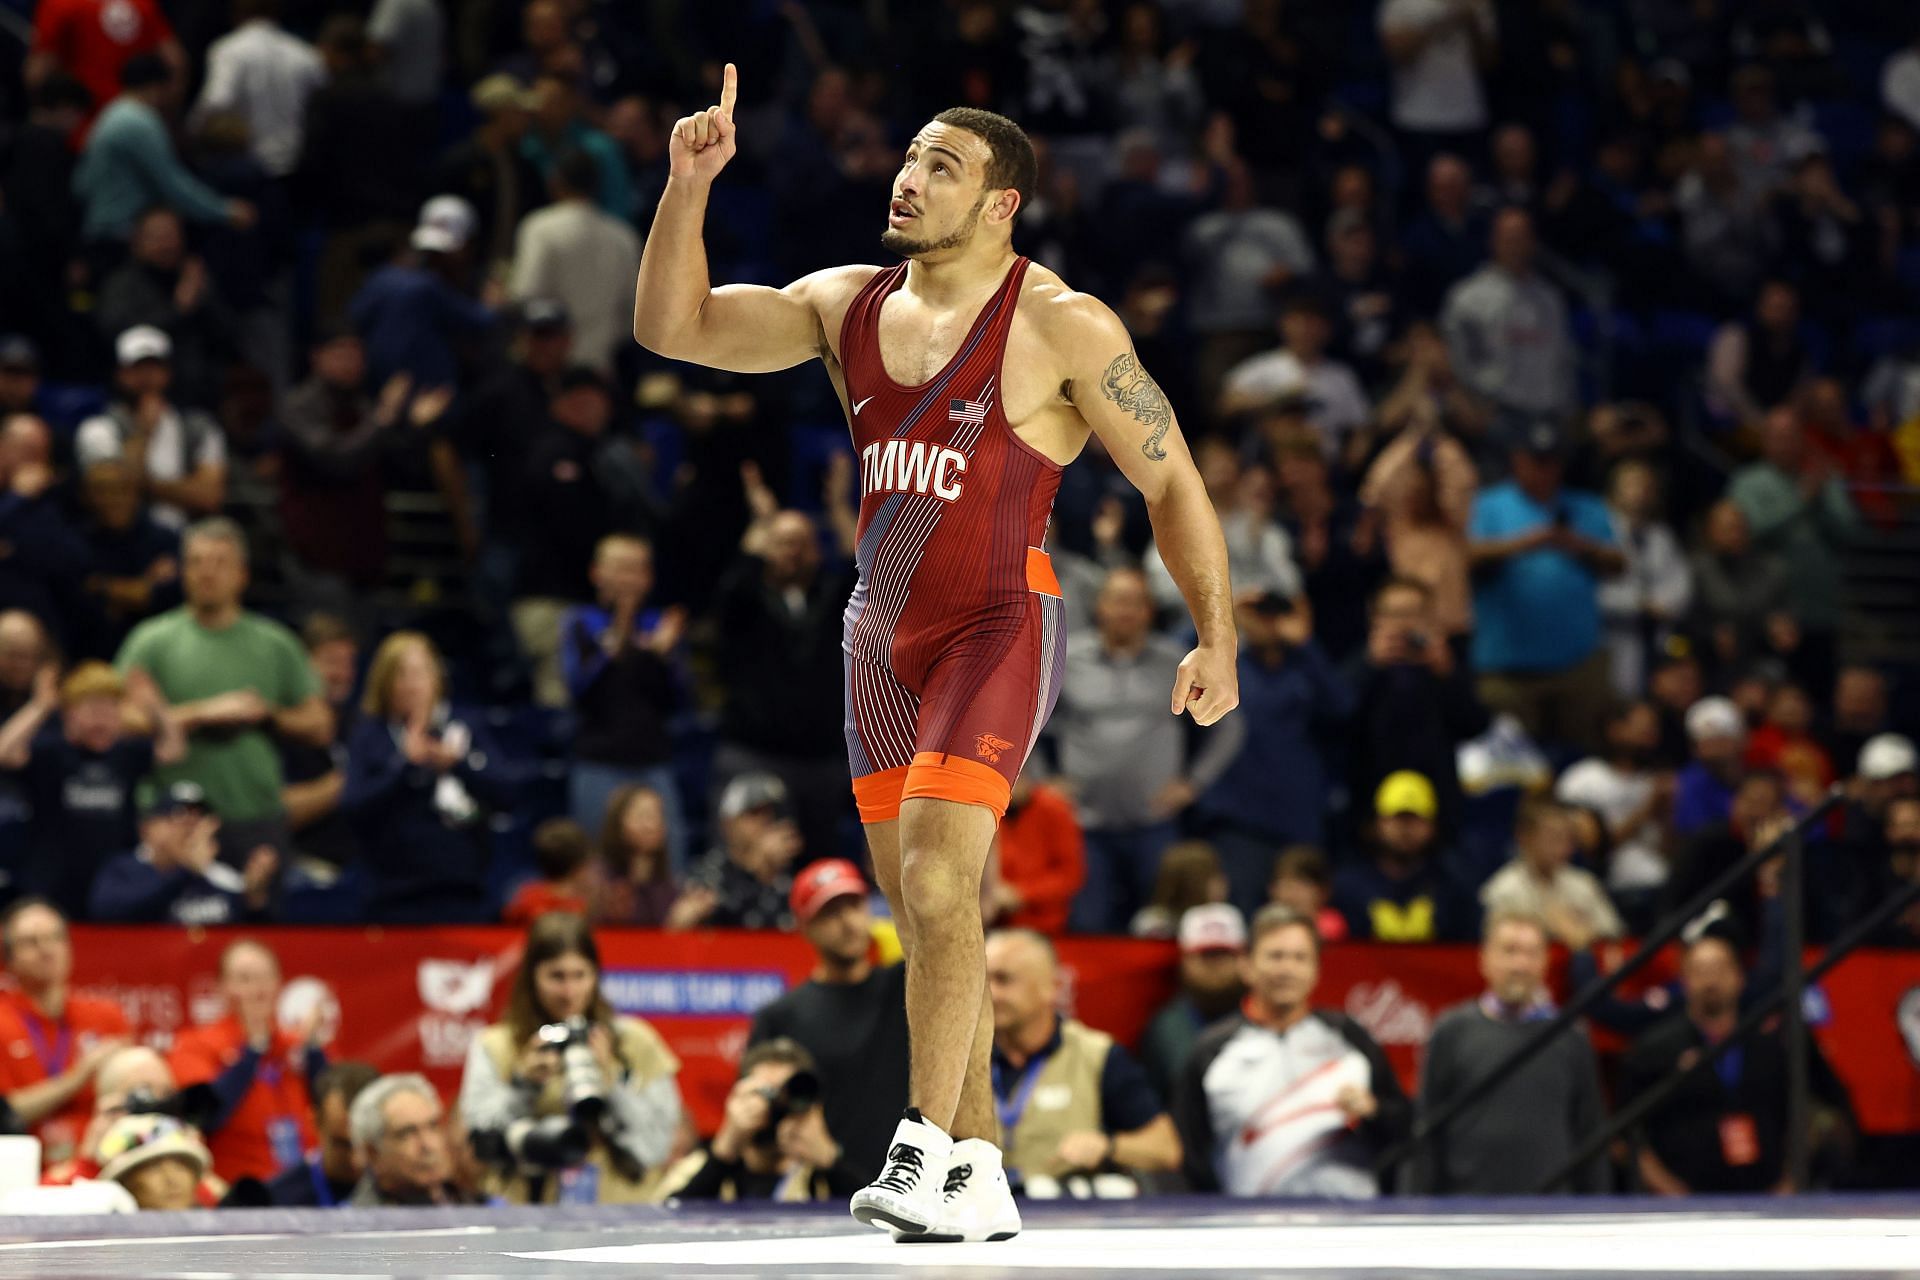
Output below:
[0,0,1915,1207]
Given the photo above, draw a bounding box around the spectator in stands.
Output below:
[1140,903,1246,1104]
[522,73,633,219]
[503,818,593,926]
[1194,592,1349,914]
[433,76,544,282]
[348,1073,479,1206]
[76,459,180,659]
[1679,135,1781,316]
[1404,154,1489,314]
[1219,292,1372,466]
[509,148,639,375]
[94,207,235,411]
[562,534,685,871]
[90,781,277,925]
[26,0,182,124]
[1442,208,1576,429]
[0,611,50,723]
[1775,157,1870,325]
[593,784,711,929]
[1887,24,1920,134]
[1175,906,1409,1197]
[986,929,1180,1191]
[1828,667,1893,778]
[514,367,635,709]
[1674,696,1749,838]
[1182,159,1316,404]
[1648,650,1705,768]
[0,340,45,421]
[986,772,1086,936]
[1333,772,1474,943]
[1556,699,1672,925]
[1706,282,1809,432]
[1319,209,1402,381]
[4,77,87,342]
[118,517,330,857]
[1128,839,1228,940]
[266,1061,377,1207]
[1,662,185,921]
[0,413,85,634]
[1057,567,1244,934]
[342,631,513,923]
[1479,797,1626,947]
[748,859,908,1178]
[1861,794,1920,948]
[1467,423,1623,750]
[460,912,681,1203]
[1144,438,1301,616]
[189,0,322,180]
[1380,0,1497,159]
[1360,397,1478,643]
[1271,845,1349,943]
[1411,912,1607,1195]
[656,1038,862,1202]
[711,507,857,866]
[45,1044,179,1186]
[352,195,497,392]
[0,899,131,1169]
[1623,930,1854,1194]
[1347,576,1487,842]
[1727,409,1861,686]
[1725,65,1821,196]
[1597,460,1691,698]
[168,939,323,1183]
[1664,771,1793,945]
[96,1113,214,1210]
[77,326,227,530]
[1690,500,1794,678]
[74,54,254,247]
[689,773,801,931]
[1746,681,1834,810]
[1276,434,1386,661]
[277,615,359,905]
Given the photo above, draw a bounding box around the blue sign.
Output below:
[599,969,789,1018]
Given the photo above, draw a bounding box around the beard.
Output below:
[880,189,989,258]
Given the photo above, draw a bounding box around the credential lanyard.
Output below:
[23,1014,72,1078]
[994,1051,1052,1135]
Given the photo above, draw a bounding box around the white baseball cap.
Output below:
[411,194,477,253]
[1685,696,1744,742]
[1178,903,1247,954]
[115,325,172,367]
[1859,733,1917,782]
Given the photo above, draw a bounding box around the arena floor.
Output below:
[1,1195,1917,1278]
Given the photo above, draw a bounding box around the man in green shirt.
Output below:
[116,517,331,861]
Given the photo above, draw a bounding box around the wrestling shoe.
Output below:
[893,1138,1022,1243]
[849,1109,951,1235]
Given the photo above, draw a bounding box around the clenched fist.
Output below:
[670,62,739,183]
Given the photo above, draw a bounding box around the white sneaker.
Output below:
[849,1110,951,1235]
[893,1138,1022,1244]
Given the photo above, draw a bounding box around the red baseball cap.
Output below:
[790,858,868,926]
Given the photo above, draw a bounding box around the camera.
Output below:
[1249,590,1294,618]
[470,1115,593,1172]
[536,1017,610,1122]
[124,1084,218,1132]
[751,1068,821,1148]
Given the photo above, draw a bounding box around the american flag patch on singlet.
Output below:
[948,396,989,425]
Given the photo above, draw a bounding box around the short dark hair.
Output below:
[1272,845,1329,889]
[315,1060,380,1110]
[1249,903,1321,954]
[1514,793,1566,837]
[532,818,593,881]
[0,896,63,962]
[552,147,601,199]
[301,612,356,652]
[120,53,173,91]
[739,1036,817,1079]
[31,72,91,115]
[932,108,1036,217]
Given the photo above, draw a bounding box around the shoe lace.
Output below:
[873,1142,926,1194]
[942,1163,973,1199]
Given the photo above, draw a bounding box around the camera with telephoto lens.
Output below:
[123,1084,219,1132]
[751,1068,821,1148]
[471,1017,617,1173]
[537,1017,611,1122]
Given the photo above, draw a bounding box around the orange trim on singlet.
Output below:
[1026,547,1061,598]
[902,751,1014,818]
[852,766,910,824]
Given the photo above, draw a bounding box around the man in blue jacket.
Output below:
[90,782,277,924]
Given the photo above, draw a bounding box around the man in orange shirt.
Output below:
[0,898,131,1168]
[986,774,1085,936]
[167,939,325,1183]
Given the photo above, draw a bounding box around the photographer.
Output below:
[656,1038,866,1202]
[458,912,681,1204]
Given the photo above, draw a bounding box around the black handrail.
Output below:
[1373,787,1844,1178]
[1532,874,1920,1193]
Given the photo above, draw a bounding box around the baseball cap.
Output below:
[790,858,868,926]
[96,1113,212,1186]
[1859,733,1918,782]
[0,334,40,372]
[1178,903,1247,954]
[411,194,477,254]
[1685,696,1744,742]
[1375,770,1438,820]
[519,298,572,332]
[718,772,789,821]
[116,325,172,367]
[1517,419,1567,457]
[470,73,535,115]
[141,780,210,820]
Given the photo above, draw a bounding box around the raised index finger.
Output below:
[719,61,738,116]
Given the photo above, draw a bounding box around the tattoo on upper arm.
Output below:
[1100,353,1173,461]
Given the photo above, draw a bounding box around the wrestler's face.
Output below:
[883,123,997,259]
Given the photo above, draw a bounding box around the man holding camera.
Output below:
[658,1038,866,1201]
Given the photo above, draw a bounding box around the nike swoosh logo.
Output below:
[852,396,874,415]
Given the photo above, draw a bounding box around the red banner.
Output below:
[13,928,1919,1136]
